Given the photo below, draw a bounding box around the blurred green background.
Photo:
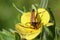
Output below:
[0,0,60,30]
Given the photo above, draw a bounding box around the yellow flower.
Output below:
[15,8,53,40]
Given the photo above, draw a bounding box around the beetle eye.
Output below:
[32,9,35,12]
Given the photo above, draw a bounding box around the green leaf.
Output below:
[15,32,21,40]
[40,0,48,8]
[55,27,60,40]
[0,29,15,40]
[32,4,36,11]
[12,3,23,14]
[44,26,53,37]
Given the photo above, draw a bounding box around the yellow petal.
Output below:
[26,39,32,40]
[46,23,54,27]
[15,23,42,39]
[21,12,31,24]
[38,8,50,25]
